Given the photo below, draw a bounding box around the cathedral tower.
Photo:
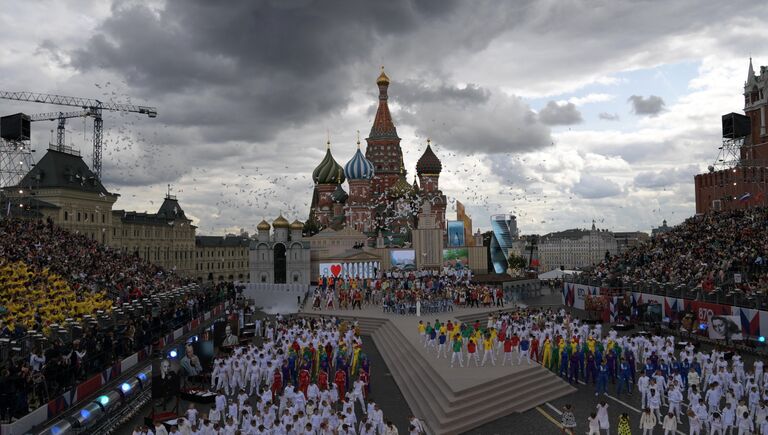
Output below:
[366,68,405,197]
[416,139,447,230]
[310,141,345,226]
[344,139,375,233]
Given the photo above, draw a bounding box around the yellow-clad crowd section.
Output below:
[0,259,112,333]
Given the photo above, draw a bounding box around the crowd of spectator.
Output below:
[578,208,768,294]
[0,217,234,422]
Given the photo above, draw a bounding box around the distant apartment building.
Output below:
[538,221,618,271]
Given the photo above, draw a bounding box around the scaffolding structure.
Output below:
[712,137,744,171]
[0,138,34,188]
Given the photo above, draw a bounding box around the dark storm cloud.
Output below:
[598,112,620,121]
[395,81,491,106]
[392,80,552,154]
[633,164,698,189]
[69,0,464,144]
[628,95,665,116]
[538,101,583,126]
[572,174,623,199]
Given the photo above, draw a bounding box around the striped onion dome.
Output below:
[312,143,345,185]
[344,145,375,180]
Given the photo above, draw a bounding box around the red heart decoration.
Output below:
[330,265,342,277]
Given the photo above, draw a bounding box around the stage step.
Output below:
[296,311,575,434]
[381,321,569,410]
[371,321,575,435]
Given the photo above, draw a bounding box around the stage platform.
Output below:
[302,306,575,435]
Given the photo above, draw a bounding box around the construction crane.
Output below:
[28,109,95,152]
[0,90,157,180]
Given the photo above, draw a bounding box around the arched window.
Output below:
[274,243,287,283]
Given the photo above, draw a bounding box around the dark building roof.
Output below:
[156,196,189,220]
[196,235,250,248]
[416,143,442,175]
[16,148,113,196]
[112,195,193,226]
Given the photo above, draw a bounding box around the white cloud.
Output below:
[562,93,615,106]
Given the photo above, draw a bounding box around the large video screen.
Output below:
[443,248,469,270]
[390,250,416,271]
[447,220,465,247]
[318,262,379,279]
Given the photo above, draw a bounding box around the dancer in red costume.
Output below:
[530,335,540,363]
[358,369,370,400]
[271,368,283,402]
[334,368,347,401]
[318,369,329,391]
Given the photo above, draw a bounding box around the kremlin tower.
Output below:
[308,69,447,244]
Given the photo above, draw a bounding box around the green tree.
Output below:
[507,253,528,271]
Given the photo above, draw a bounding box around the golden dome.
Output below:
[376,66,390,86]
[290,220,304,230]
[257,220,270,231]
[272,215,290,229]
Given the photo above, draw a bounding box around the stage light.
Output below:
[138,372,147,382]
[699,323,708,331]
[121,382,131,393]
[51,427,61,435]
[169,349,178,358]
[759,336,766,343]
[97,395,109,406]
[187,335,198,343]
[80,409,90,420]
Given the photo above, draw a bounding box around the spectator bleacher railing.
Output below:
[0,282,234,423]
[564,272,768,311]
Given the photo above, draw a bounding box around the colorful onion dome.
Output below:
[376,66,390,86]
[389,167,414,198]
[331,184,349,203]
[290,220,304,231]
[257,219,270,231]
[344,144,375,180]
[272,215,289,229]
[416,139,442,175]
[312,142,345,185]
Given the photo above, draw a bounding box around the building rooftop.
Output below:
[195,235,250,248]
[16,148,114,196]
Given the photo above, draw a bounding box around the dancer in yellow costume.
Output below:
[542,337,553,368]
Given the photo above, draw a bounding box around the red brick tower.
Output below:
[366,68,405,197]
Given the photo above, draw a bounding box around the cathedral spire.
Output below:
[748,57,757,85]
[369,67,399,139]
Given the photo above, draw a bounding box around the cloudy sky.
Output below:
[1,0,766,236]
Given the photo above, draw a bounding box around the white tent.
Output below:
[538,269,581,280]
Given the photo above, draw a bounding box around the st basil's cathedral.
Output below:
[307,69,447,246]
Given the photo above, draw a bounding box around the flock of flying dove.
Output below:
[44,80,672,236]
